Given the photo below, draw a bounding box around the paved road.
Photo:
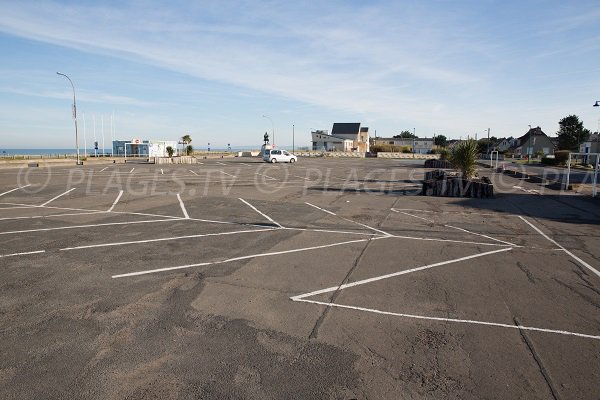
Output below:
[0,158,598,399]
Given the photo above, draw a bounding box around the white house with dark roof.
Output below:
[311,123,370,152]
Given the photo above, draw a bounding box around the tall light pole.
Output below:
[262,115,274,148]
[292,124,295,154]
[486,127,490,156]
[56,72,80,165]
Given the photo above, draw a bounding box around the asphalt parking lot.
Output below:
[1,157,599,399]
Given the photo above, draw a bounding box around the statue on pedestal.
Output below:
[264,132,269,144]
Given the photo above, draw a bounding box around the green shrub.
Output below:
[554,150,570,165]
[166,146,174,158]
[541,157,558,166]
[449,139,478,179]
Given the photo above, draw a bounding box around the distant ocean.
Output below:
[0,146,305,156]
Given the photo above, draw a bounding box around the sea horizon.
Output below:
[0,145,308,156]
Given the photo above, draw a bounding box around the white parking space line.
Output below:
[445,224,518,247]
[306,202,391,236]
[0,250,46,258]
[40,188,76,206]
[395,210,435,223]
[394,209,518,247]
[295,299,600,341]
[216,161,227,165]
[519,216,600,278]
[99,166,109,172]
[129,167,135,173]
[255,173,277,180]
[107,190,123,212]
[293,175,310,180]
[0,218,183,236]
[0,184,31,198]
[61,228,276,251]
[241,163,252,167]
[0,211,106,221]
[391,208,498,217]
[292,247,513,300]
[305,202,336,216]
[189,170,199,176]
[112,237,376,278]
[239,198,283,228]
[220,170,236,177]
[177,193,190,219]
[161,169,164,175]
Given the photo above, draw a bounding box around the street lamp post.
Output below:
[263,115,275,148]
[292,124,295,154]
[56,72,81,165]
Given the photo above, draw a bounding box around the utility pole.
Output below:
[56,72,81,165]
[292,124,295,154]
[486,128,490,157]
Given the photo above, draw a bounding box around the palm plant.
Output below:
[449,139,478,179]
[186,145,193,156]
[166,146,174,158]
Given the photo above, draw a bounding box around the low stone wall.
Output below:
[237,151,260,157]
[154,156,198,164]
[324,152,366,158]
[377,153,439,159]
[422,177,493,198]
[424,159,453,168]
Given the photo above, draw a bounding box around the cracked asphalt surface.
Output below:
[0,157,599,399]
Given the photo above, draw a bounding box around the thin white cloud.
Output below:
[0,1,598,142]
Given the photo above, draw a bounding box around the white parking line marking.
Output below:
[293,175,310,180]
[40,188,76,206]
[0,211,105,221]
[292,247,513,300]
[0,219,183,236]
[305,202,336,216]
[306,202,390,236]
[0,250,46,258]
[112,237,377,278]
[161,169,164,175]
[107,190,123,212]
[61,228,276,251]
[99,166,109,172]
[129,167,135,173]
[216,161,227,165]
[220,170,236,177]
[255,173,277,180]
[396,210,434,223]
[519,216,600,278]
[241,163,252,167]
[177,193,190,219]
[294,299,600,341]
[239,198,282,228]
[445,224,517,247]
[189,170,199,176]
[391,208,498,217]
[0,184,31,197]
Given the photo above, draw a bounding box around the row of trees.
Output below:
[396,114,595,155]
[556,115,593,151]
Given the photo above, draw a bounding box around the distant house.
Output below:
[492,137,516,153]
[512,127,555,158]
[311,123,370,152]
[579,133,600,163]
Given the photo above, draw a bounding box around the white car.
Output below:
[263,149,297,163]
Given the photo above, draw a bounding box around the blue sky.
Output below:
[0,0,599,149]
